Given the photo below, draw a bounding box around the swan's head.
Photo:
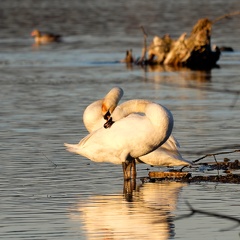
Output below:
[102,107,112,121]
[101,87,124,120]
[103,105,125,128]
[102,106,116,129]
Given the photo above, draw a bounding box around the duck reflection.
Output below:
[69,182,186,239]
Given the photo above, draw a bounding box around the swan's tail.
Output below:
[64,143,79,154]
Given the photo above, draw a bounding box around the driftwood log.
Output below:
[144,152,240,184]
[122,12,240,69]
[147,18,221,69]
[122,18,223,70]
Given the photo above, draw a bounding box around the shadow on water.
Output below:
[123,63,213,83]
[146,65,212,82]
[69,182,186,240]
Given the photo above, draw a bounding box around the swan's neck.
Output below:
[83,87,123,133]
[112,99,152,121]
[101,87,123,116]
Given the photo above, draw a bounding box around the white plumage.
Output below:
[64,87,192,179]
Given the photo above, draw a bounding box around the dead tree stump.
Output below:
[147,18,221,69]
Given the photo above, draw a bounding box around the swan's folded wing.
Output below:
[64,129,97,154]
[162,134,180,150]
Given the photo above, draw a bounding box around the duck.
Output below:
[31,29,61,44]
[65,98,174,180]
[120,49,135,64]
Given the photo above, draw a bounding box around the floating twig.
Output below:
[193,149,240,163]
[41,151,57,168]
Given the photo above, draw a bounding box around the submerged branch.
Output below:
[175,201,240,231]
[41,150,57,168]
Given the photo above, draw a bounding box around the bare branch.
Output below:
[193,149,240,163]
[212,11,240,24]
[139,25,148,63]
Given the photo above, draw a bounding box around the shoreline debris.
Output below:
[122,12,240,70]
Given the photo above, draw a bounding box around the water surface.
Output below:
[1,1,240,239]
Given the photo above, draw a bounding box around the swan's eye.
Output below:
[103,110,111,120]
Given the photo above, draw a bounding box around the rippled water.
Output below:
[1,1,240,239]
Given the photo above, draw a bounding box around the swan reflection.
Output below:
[69,182,186,239]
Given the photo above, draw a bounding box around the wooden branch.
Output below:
[139,25,148,63]
[149,171,190,179]
[180,144,240,157]
[212,11,240,24]
[193,149,240,163]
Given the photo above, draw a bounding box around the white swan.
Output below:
[65,99,174,179]
[82,88,192,167]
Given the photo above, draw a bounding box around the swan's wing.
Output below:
[78,131,95,146]
[162,134,180,150]
[138,134,193,166]
[138,145,193,166]
[64,129,98,155]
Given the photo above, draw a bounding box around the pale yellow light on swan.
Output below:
[65,99,174,179]
[65,87,192,179]
[82,87,192,167]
